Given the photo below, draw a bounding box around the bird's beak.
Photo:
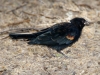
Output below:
[84,21,90,26]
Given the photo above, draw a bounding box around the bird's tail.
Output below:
[9,28,49,40]
[9,33,37,40]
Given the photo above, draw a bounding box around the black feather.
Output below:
[9,17,89,52]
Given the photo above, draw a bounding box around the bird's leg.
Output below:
[57,51,69,58]
[57,50,78,59]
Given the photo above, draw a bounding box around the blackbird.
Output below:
[9,17,89,52]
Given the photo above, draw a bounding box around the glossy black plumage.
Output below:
[9,17,89,52]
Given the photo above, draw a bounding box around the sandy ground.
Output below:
[0,0,100,75]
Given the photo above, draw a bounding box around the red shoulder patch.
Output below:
[66,35,74,40]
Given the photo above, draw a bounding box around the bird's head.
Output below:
[70,17,89,29]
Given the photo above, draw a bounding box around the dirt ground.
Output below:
[0,0,100,75]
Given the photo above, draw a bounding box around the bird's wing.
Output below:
[28,31,58,45]
[29,24,79,46]
[52,28,79,45]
